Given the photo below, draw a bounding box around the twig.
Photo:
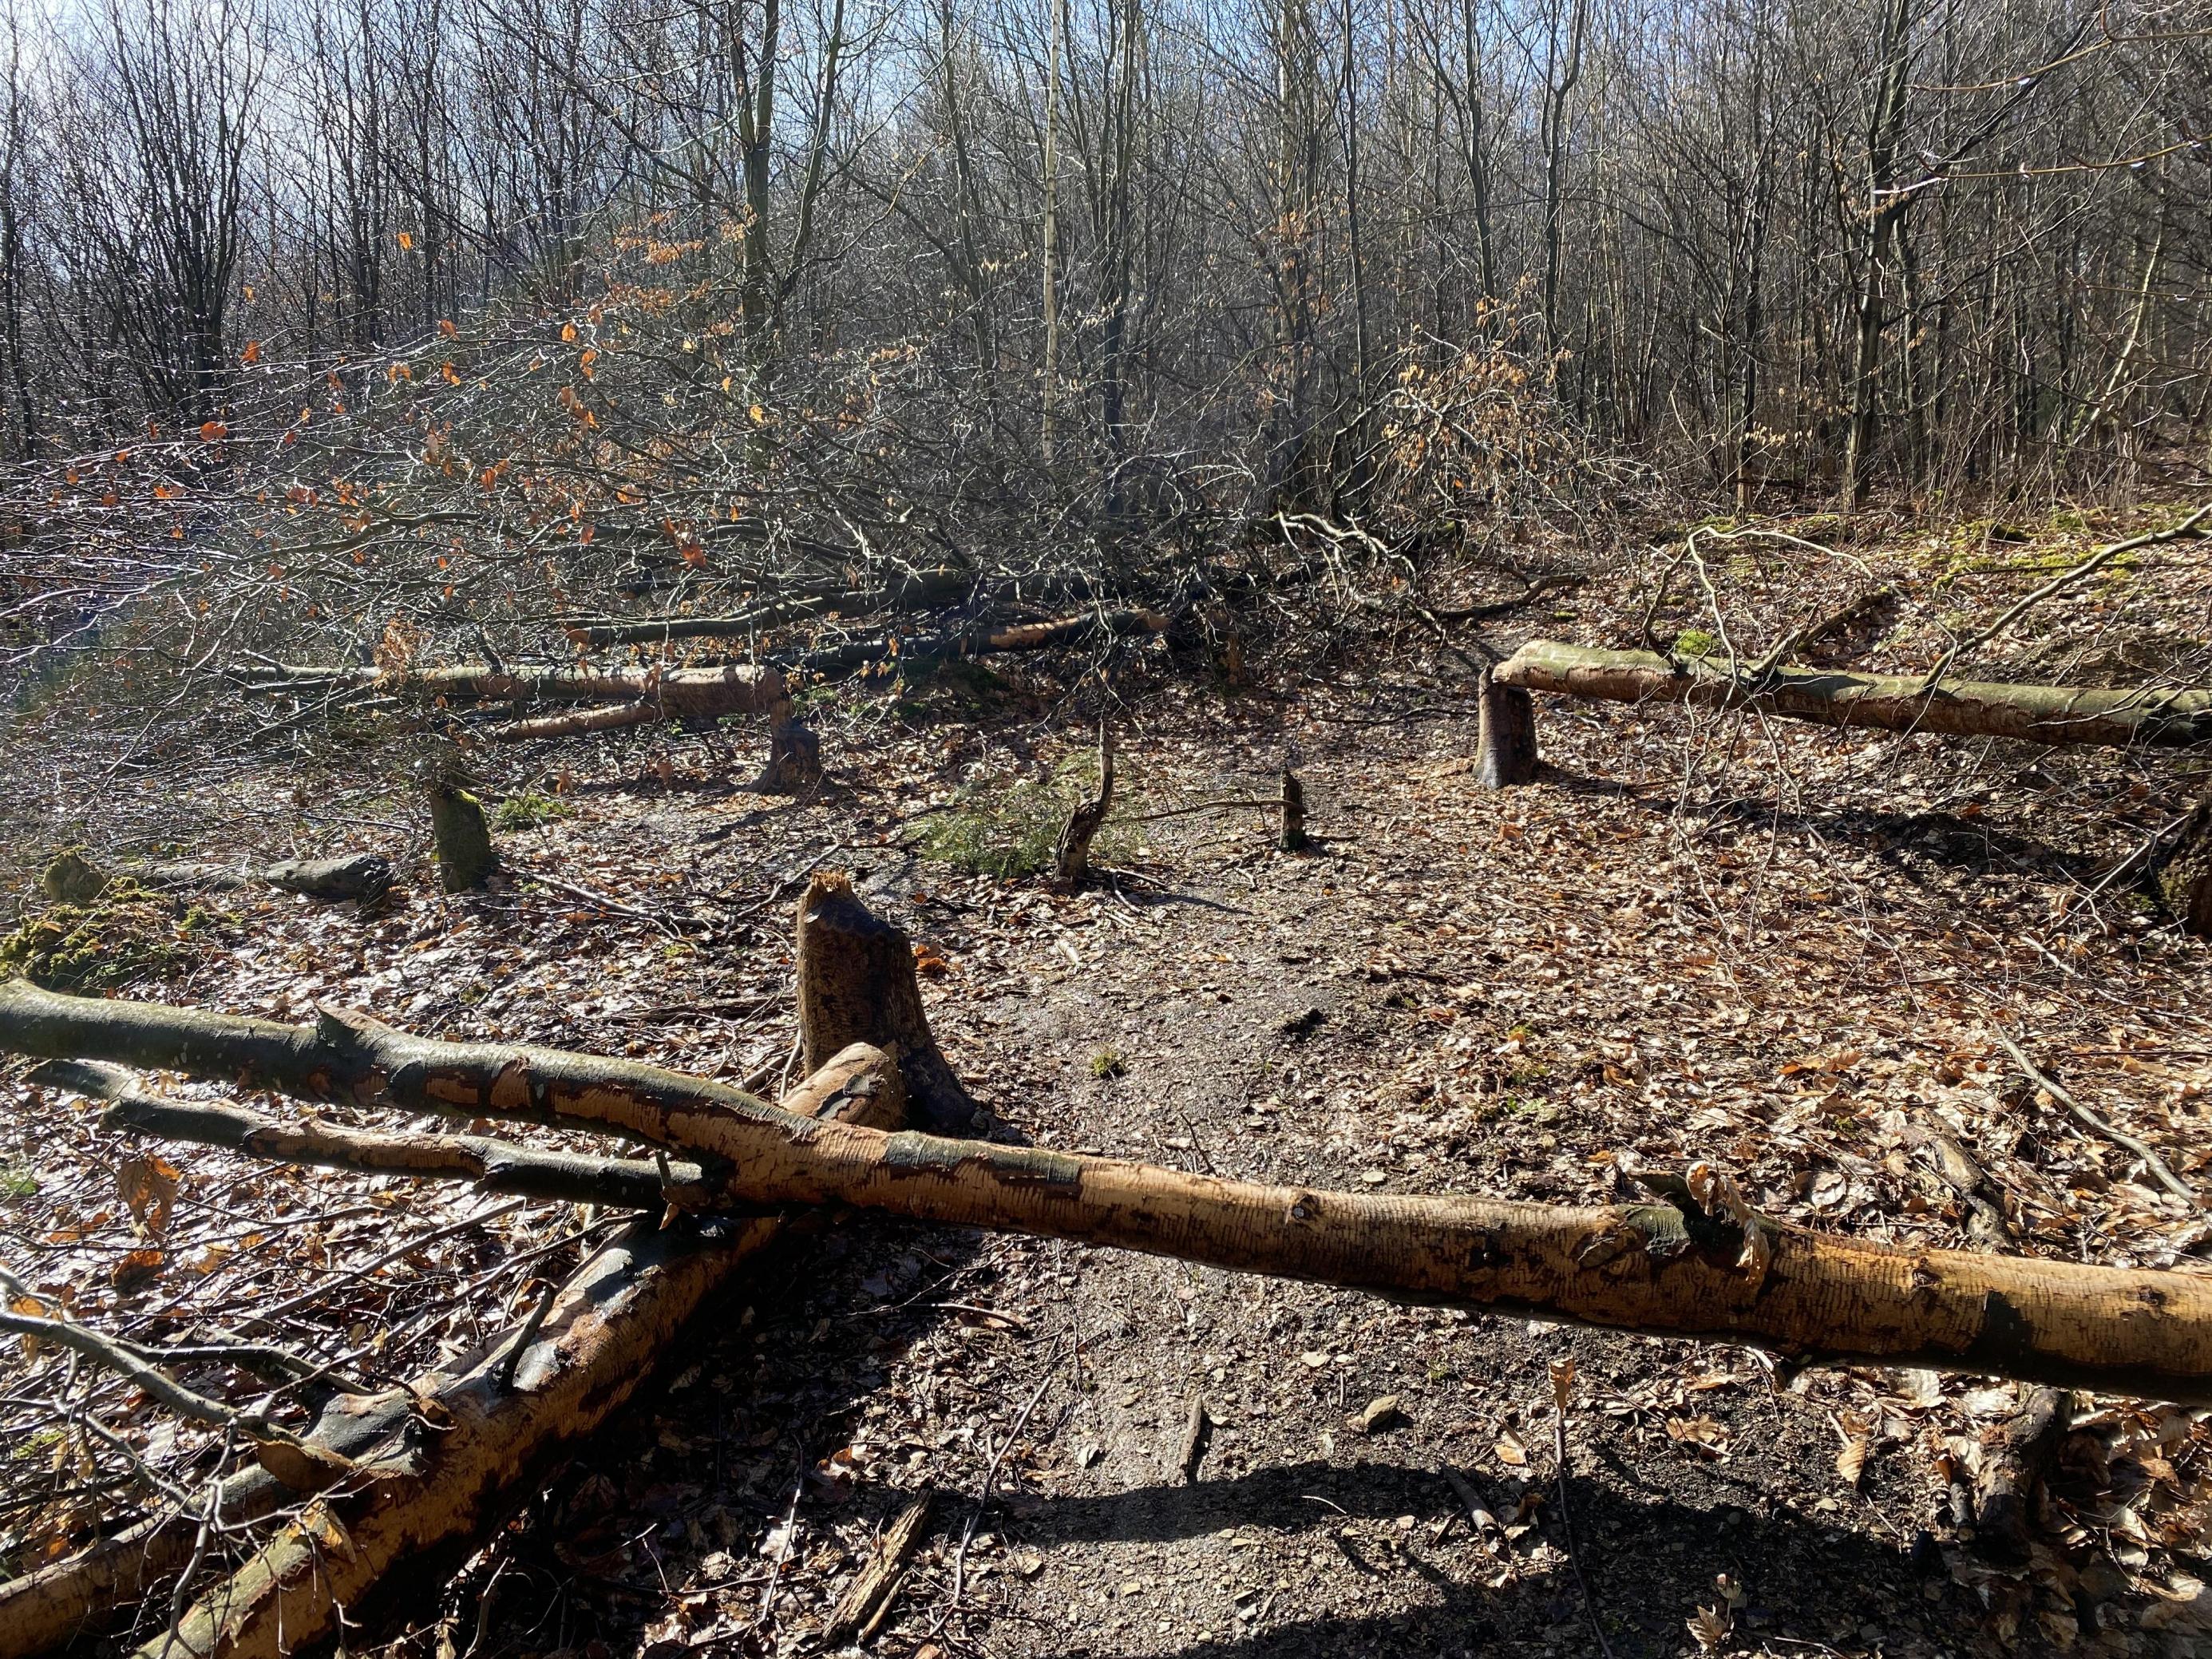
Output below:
[1550,1363,1616,1659]
[0,1293,337,1458]
[940,1348,1061,1628]
[754,1470,806,1628]
[1988,1027,2199,1207]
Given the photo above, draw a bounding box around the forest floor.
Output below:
[3,509,2212,1659]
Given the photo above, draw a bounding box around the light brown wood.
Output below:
[1494,639,2212,750]
[8,973,2212,1404]
[822,1495,932,1645]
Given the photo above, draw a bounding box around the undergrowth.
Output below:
[916,753,1134,880]
[0,882,226,992]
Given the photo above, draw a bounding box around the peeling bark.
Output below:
[1494,640,2212,750]
[238,662,788,723]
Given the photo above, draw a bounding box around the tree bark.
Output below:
[8,976,2212,1403]
[1494,641,2212,750]
[787,608,1169,679]
[2151,790,2212,937]
[1474,669,1539,786]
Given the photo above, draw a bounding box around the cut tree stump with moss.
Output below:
[425,777,497,892]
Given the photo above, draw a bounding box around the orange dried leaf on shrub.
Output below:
[112,1249,164,1289]
[240,339,261,364]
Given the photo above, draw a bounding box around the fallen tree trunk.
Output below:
[7,975,2212,1402]
[235,663,787,723]
[785,608,1169,680]
[1493,640,2212,750]
[42,850,395,907]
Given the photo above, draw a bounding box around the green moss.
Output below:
[490,791,575,832]
[916,752,1134,881]
[1089,1047,1127,1080]
[0,1166,38,1199]
[0,881,224,993]
[1672,628,1719,659]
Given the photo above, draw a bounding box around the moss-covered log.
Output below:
[1494,640,2212,750]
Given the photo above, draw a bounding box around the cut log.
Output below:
[425,776,497,892]
[2151,788,2212,937]
[134,1046,906,1659]
[10,973,2212,1403]
[1052,727,1114,881]
[1474,668,1540,787]
[483,700,663,742]
[31,1058,710,1211]
[795,872,977,1130]
[40,851,395,906]
[1493,640,2212,750]
[236,662,788,723]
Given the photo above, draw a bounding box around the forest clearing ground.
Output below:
[4,519,2212,1657]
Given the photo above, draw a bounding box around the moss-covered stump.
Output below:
[426,778,497,892]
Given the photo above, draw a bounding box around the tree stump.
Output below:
[1474,668,1539,787]
[794,871,977,1129]
[1279,768,1308,851]
[426,777,497,893]
[2151,790,2212,938]
[1052,727,1115,881]
[755,716,823,792]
